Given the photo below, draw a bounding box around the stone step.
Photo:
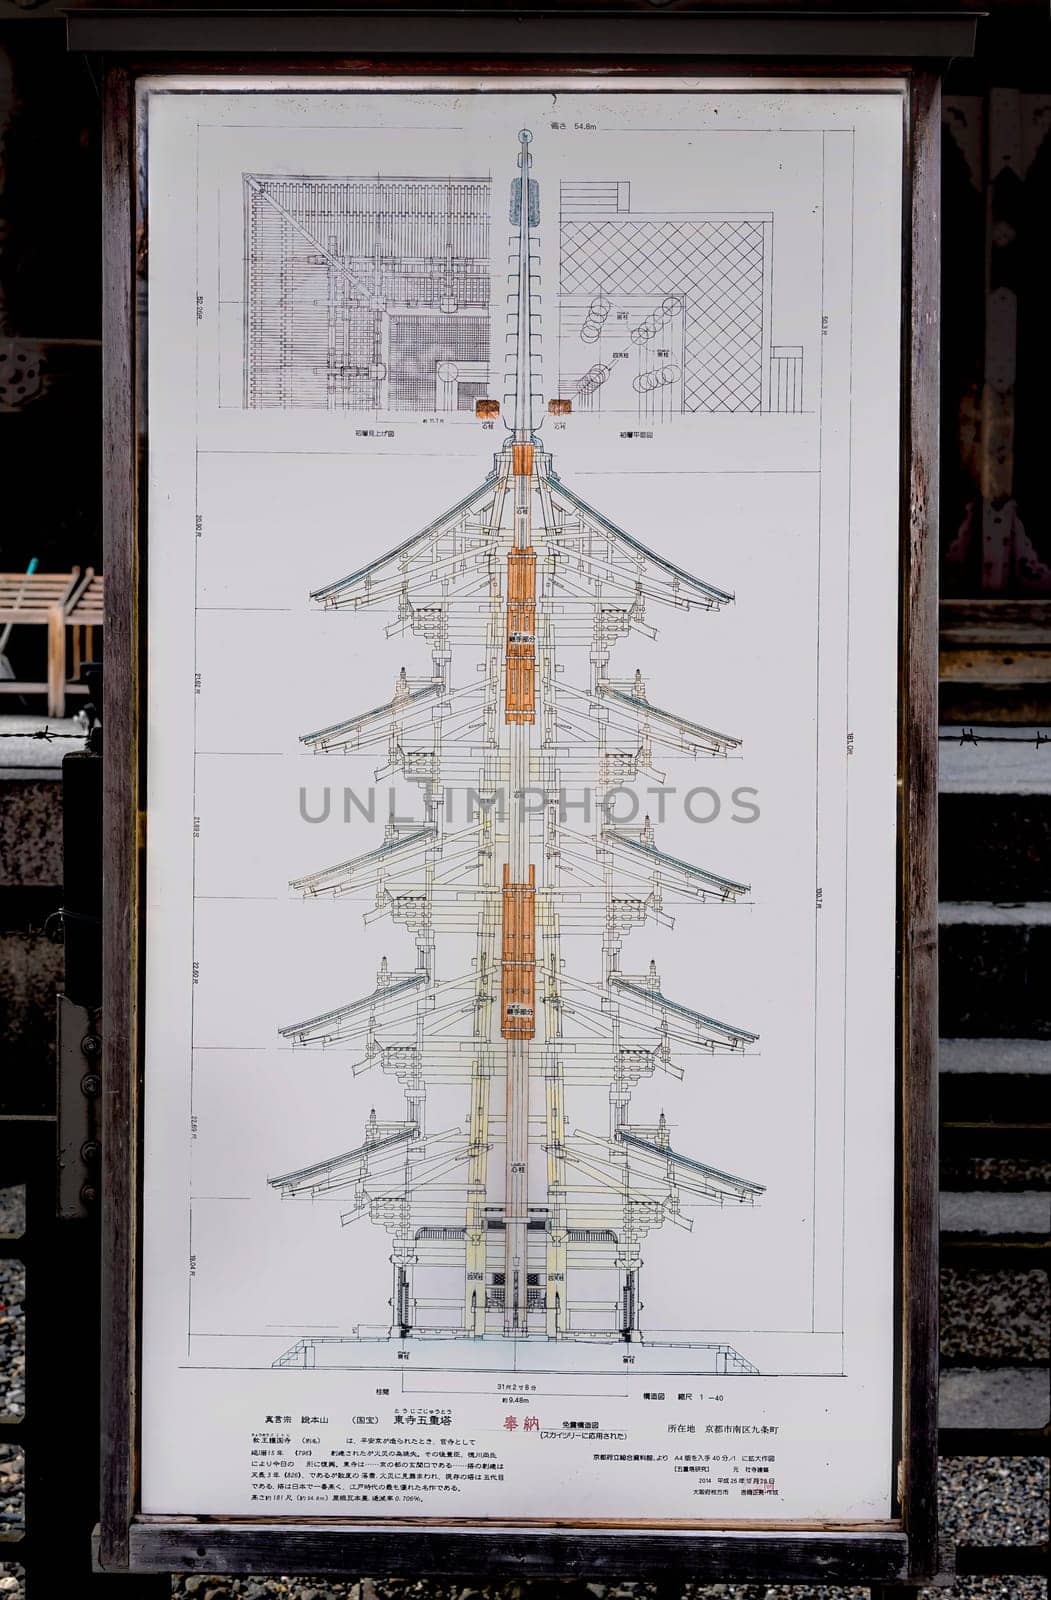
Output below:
[938,723,1050,901]
[941,1191,1051,1235]
[939,1036,1050,1132]
[940,1037,1051,1074]
[939,1367,1050,1430]
[939,903,1051,1037]
[939,723,1051,796]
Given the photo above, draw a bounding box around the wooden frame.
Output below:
[97,33,944,1583]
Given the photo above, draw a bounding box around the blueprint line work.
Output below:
[271,132,763,1372]
[244,174,492,412]
[559,179,804,419]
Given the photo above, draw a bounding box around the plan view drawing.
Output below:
[270,131,763,1375]
[243,172,492,413]
[559,178,804,420]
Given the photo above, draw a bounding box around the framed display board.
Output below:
[90,13,962,1581]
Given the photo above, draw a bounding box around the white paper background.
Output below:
[141,79,903,1522]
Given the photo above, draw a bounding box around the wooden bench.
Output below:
[0,568,105,717]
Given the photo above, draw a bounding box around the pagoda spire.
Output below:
[509,129,539,442]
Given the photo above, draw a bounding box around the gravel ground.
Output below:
[0,1262,24,1418]
[940,1268,1051,1361]
[168,1585,878,1600]
[164,1578,1050,1600]
[0,1443,22,1531]
[0,1566,24,1598]
[925,1583,1048,1600]
[939,1456,1050,1545]
[941,1157,1051,1191]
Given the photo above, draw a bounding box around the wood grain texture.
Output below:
[121,1522,910,1582]
[900,68,942,1584]
[97,61,941,1577]
[66,54,927,83]
[65,10,978,59]
[100,62,138,1574]
[940,597,1051,648]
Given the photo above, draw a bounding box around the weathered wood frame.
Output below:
[98,49,941,1583]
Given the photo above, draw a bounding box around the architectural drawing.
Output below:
[270,132,762,1372]
[559,180,803,418]
[140,83,909,1523]
[243,174,492,412]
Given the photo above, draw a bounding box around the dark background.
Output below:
[0,3,1048,602]
[0,4,1048,1598]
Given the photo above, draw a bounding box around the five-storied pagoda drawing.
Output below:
[270,132,764,1373]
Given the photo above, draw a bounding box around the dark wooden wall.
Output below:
[941,77,1051,595]
[2,6,1050,600]
[0,19,101,575]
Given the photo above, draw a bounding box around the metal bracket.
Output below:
[56,992,101,1219]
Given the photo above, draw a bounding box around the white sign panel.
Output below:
[141,78,904,1522]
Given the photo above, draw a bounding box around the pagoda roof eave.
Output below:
[605,830,749,897]
[601,685,741,752]
[301,681,442,745]
[310,470,500,604]
[290,825,436,893]
[615,1128,764,1197]
[546,471,733,607]
[610,975,758,1046]
[269,1125,416,1191]
[279,972,427,1039]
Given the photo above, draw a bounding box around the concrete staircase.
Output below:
[937,726,1050,1580]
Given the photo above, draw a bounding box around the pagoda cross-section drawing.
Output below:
[270,131,764,1375]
